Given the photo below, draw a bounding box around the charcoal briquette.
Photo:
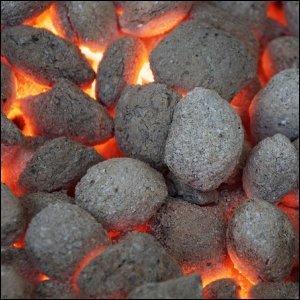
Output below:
[1,112,25,146]
[1,62,16,104]
[283,1,299,37]
[203,278,240,299]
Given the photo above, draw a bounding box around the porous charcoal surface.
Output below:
[150,21,256,101]
[54,1,118,51]
[25,202,110,279]
[33,281,79,299]
[120,1,193,37]
[1,184,25,246]
[75,158,167,231]
[127,273,202,299]
[294,138,299,154]
[250,68,299,143]
[1,26,94,85]
[151,198,227,271]
[203,278,240,299]
[21,79,113,146]
[1,1,52,26]
[115,83,180,169]
[97,36,146,107]
[1,62,16,103]
[77,232,182,298]
[283,1,299,37]
[227,198,295,282]
[243,134,298,203]
[18,137,103,193]
[249,282,299,299]
[164,87,244,191]
[1,112,25,146]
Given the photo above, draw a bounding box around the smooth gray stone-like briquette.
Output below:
[1,62,16,103]
[150,21,256,101]
[227,199,295,282]
[1,1,52,26]
[127,273,202,299]
[203,278,240,299]
[33,281,79,299]
[164,87,244,191]
[115,83,181,169]
[25,202,110,279]
[20,79,113,146]
[54,1,118,51]
[18,137,103,193]
[1,112,25,146]
[1,184,25,247]
[250,68,299,143]
[75,158,168,231]
[77,232,182,298]
[283,1,299,37]
[1,26,94,86]
[243,134,298,203]
[97,36,147,108]
[119,1,193,37]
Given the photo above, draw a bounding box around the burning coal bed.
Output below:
[1,1,299,299]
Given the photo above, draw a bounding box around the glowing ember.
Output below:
[79,46,104,73]
[82,79,97,100]
[267,2,287,27]
[94,137,124,159]
[37,274,50,282]
[137,61,154,85]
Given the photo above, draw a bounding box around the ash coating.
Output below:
[77,232,182,299]
[151,197,227,271]
[1,25,94,86]
[203,278,240,299]
[18,137,103,193]
[1,62,16,103]
[283,1,299,37]
[25,202,110,280]
[1,1,52,26]
[150,21,256,101]
[75,158,167,231]
[250,68,299,143]
[227,198,295,282]
[97,36,146,108]
[127,273,202,299]
[21,79,113,146]
[294,138,299,154]
[115,83,180,169]
[164,87,244,191]
[1,112,25,146]
[243,134,298,203]
[54,1,118,51]
[1,183,25,246]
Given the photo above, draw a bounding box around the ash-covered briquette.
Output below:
[294,138,299,155]
[1,184,25,247]
[1,26,94,86]
[33,281,79,299]
[227,198,295,282]
[150,21,256,102]
[249,282,299,299]
[113,1,125,10]
[263,37,299,79]
[203,278,240,299]
[20,79,113,146]
[77,232,182,299]
[166,172,219,205]
[75,158,167,231]
[164,88,244,191]
[243,134,298,203]
[1,264,33,299]
[1,62,16,104]
[210,1,267,40]
[54,1,118,51]
[25,202,110,280]
[115,83,181,169]
[119,1,193,37]
[283,1,299,37]
[250,68,299,143]
[1,112,25,146]
[18,137,103,193]
[21,191,74,221]
[127,273,202,299]
[1,1,52,26]
[151,198,227,271]
[191,2,259,59]
[96,36,147,108]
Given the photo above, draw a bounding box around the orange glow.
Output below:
[13,233,26,249]
[79,46,104,73]
[37,274,50,282]
[267,2,287,27]
[261,47,276,82]
[137,60,154,85]
[108,222,150,241]
[280,190,299,208]
[116,7,124,16]
[94,137,124,159]
[83,79,97,100]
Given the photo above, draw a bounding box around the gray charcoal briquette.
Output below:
[18,137,103,193]
[293,138,299,154]
[75,158,168,231]
[284,1,299,37]
[164,87,244,191]
[1,62,16,103]
[115,83,181,169]
[243,134,298,203]
[25,202,110,279]
[250,68,299,143]
[127,273,202,299]
[77,232,182,298]
[150,21,256,101]
[227,198,295,282]
[20,79,113,146]
[203,278,240,299]
[1,25,94,86]
[1,112,25,146]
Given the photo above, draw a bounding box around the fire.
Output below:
[37,274,50,282]
[94,137,124,159]
[267,1,287,27]
[137,60,154,85]
[79,46,104,73]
